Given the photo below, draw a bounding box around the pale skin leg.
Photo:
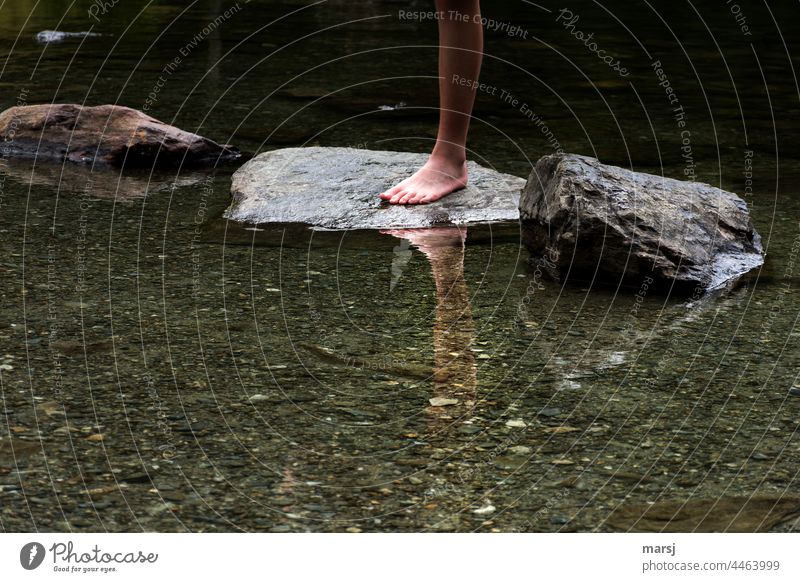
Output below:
[380,0,483,205]
[381,228,477,401]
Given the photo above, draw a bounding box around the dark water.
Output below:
[1,0,799,532]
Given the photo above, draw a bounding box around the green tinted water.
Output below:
[1,0,798,532]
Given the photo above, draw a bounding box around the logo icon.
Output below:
[20,542,46,570]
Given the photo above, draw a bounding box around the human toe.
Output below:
[381,186,401,200]
[397,191,417,205]
[389,189,408,204]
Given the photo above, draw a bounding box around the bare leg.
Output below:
[380,0,483,205]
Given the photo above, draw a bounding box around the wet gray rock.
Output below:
[537,407,561,417]
[519,153,763,292]
[225,147,525,229]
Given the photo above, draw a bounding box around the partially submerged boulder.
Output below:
[0,104,241,168]
[519,154,763,292]
[225,147,525,229]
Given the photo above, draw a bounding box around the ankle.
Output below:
[429,148,467,169]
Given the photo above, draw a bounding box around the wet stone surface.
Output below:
[520,154,764,293]
[225,147,525,229]
[0,104,241,168]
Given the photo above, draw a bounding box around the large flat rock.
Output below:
[519,153,764,292]
[225,147,525,229]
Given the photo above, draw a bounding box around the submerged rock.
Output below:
[35,31,102,43]
[0,104,241,168]
[0,438,42,468]
[606,496,800,532]
[519,153,763,293]
[225,147,525,229]
[298,341,431,379]
[0,156,210,200]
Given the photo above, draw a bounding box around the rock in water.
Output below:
[35,31,101,43]
[519,153,763,292]
[0,104,241,168]
[225,147,525,229]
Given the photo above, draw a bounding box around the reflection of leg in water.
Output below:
[381,227,477,404]
[383,228,480,525]
[380,0,483,205]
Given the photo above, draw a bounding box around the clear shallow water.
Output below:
[0,0,799,532]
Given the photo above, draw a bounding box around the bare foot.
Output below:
[380,158,468,205]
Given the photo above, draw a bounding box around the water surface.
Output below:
[1,0,798,532]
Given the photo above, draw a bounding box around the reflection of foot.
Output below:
[380,158,468,205]
[381,227,466,254]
